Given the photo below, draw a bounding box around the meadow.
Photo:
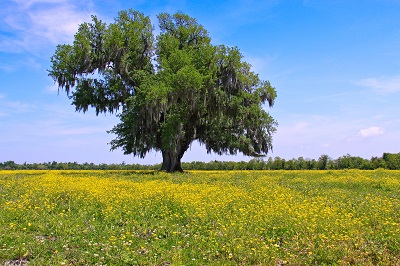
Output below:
[0,170,399,265]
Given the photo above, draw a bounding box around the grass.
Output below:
[0,169,399,265]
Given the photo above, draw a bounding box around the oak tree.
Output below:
[49,10,277,172]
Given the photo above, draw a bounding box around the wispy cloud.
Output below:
[272,111,395,159]
[35,120,109,137]
[357,126,385,138]
[0,0,94,53]
[11,0,69,9]
[0,98,34,115]
[357,76,400,93]
[0,56,41,72]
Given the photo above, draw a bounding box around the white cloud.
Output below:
[28,4,92,44]
[357,126,385,138]
[271,111,397,159]
[0,0,94,53]
[11,0,69,9]
[357,76,400,93]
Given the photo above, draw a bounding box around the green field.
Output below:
[0,170,399,265]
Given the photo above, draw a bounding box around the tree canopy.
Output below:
[49,10,277,172]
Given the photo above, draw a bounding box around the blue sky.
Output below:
[1,0,400,164]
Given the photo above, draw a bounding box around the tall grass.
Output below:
[0,170,399,265]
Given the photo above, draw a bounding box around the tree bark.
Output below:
[160,139,191,172]
[161,150,183,172]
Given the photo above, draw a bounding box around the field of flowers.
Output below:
[0,170,399,265]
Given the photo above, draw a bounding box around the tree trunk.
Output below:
[160,139,191,172]
[161,150,183,172]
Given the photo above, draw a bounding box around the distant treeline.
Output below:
[2,153,400,170]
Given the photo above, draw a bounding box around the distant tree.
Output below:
[335,154,352,169]
[265,157,274,169]
[382,153,400,170]
[307,159,318,170]
[37,164,48,170]
[350,156,369,169]
[296,157,307,170]
[248,158,264,170]
[2,161,18,170]
[284,159,296,170]
[359,159,372,170]
[317,154,329,170]
[371,156,386,169]
[68,162,81,170]
[56,163,68,170]
[271,156,285,170]
[48,10,277,172]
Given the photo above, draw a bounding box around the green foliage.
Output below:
[382,153,400,170]
[48,10,277,172]
[317,154,329,170]
[2,152,399,170]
